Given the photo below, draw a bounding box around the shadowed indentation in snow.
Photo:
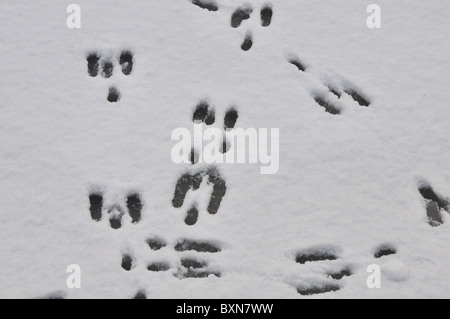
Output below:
[313,95,341,115]
[418,184,448,227]
[426,201,443,227]
[419,185,449,211]
[288,57,307,72]
[107,87,120,103]
[374,244,397,259]
[172,167,226,224]
[89,193,103,221]
[205,109,216,125]
[108,204,125,229]
[101,60,114,79]
[191,0,218,11]
[133,291,146,299]
[177,269,221,279]
[146,237,167,251]
[344,88,370,107]
[241,32,253,51]
[296,247,340,264]
[327,267,353,280]
[87,53,100,77]
[207,174,226,215]
[297,283,341,296]
[121,254,134,271]
[174,239,221,253]
[231,6,253,28]
[37,291,67,299]
[176,258,221,279]
[193,102,208,122]
[126,193,142,223]
[328,86,342,98]
[261,6,273,27]
[185,205,199,226]
[147,262,170,272]
[119,51,134,76]
[172,173,203,208]
[193,101,215,125]
[224,108,238,130]
[181,257,208,269]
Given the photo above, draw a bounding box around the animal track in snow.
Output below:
[86,50,134,102]
[172,167,227,225]
[119,51,134,76]
[374,243,397,259]
[293,245,348,295]
[172,102,235,225]
[87,53,100,77]
[241,31,253,52]
[296,282,341,296]
[174,239,222,279]
[127,237,222,279]
[418,182,449,227]
[88,190,143,229]
[287,55,371,115]
[191,2,273,51]
[344,88,370,107]
[147,262,171,272]
[121,253,135,271]
[288,57,307,72]
[146,237,167,251]
[312,95,341,115]
[295,246,340,264]
[107,87,120,103]
[191,0,218,12]
[260,5,273,27]
[174,238,222,253]
[100,60,114,79]
[231,5,253,28]
[292,244,397,296]
[37,291,68,299]
[133,290,147,299]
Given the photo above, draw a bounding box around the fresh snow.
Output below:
[0,0,450,299]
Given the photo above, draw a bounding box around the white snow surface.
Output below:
[0,0,450,299]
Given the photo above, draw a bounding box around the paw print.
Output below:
[190,1,273,51]
[418,180,450,227]
[121,237,222,279]
[171,100,241,226]
[291,243,398,296]
[191,100,239,154]
[287,55,371,115]
[86,50,134,102]
[88,190,143,229]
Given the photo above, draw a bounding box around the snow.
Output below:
[0,0,450,298]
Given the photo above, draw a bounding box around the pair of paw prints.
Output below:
[86,50,134,102]
[293,243,397,295]
[89,191,143,229]
[418,181,450,227]
[171,101,240,226]
[191,0,273,51]
[192,101,239,155]
[172,167,227,226]
[287,55,371,115]
[122,237,222,279]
